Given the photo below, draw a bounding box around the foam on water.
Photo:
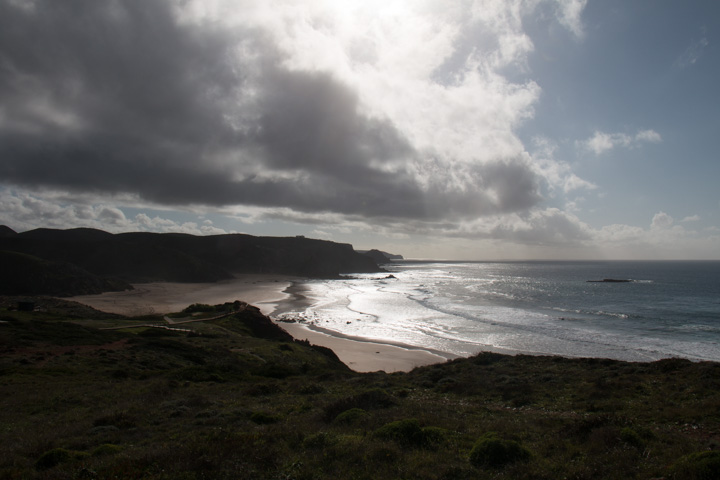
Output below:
[275,261,720,362]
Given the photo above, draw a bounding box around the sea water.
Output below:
[274,261,720,362]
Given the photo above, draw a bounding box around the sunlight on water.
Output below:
[276,261,720,362]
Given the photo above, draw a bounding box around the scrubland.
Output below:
[1,297,719,479]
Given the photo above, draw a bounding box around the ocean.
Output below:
[274,261,720,362]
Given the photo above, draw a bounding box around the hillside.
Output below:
[0,251,132,296]
[0,225,17,237]
[0,227,382,295]
[0,298,718,479]
[359,249,404,264]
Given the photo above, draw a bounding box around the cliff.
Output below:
[359,249,404,264]
[0,250,132,296]
[0,226,383,295]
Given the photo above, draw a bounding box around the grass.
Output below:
[1,296,719,479]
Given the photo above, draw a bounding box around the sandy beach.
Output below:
[67,276,448,373]
[277,320,451,373]
[69,275,293,317]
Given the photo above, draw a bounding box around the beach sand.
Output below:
[67,276,448,373]
[278,321,451,373]
[68,275,292,317]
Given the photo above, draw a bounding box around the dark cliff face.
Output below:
[0,225,17,237]
[205,235,380,277]
[358,249,404,265]
[0,250,132,296]
[0,228,382,295]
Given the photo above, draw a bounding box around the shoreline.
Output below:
[277,318,456,373]
[66,276,453,373]
[270,280,457,372]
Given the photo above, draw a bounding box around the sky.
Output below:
[1,0,719,260]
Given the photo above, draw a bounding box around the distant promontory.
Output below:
[358,249,404,264]
[0,226,384,296]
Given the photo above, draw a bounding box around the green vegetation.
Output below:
[468,432,531,468]
[672,451,720,479]
[374,418,446,449]
[1,297,719,479]
[182,302,241,314]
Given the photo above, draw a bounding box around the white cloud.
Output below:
[651,211,674,230]
[581,129,662,155]
[681,215,701,223]
[529,137,597,194]
[675,29,709,69]
[0,189,229,236]
[635,129,662,143]
[563,174,597,193]
[98,207,128,225]
[554,0,588,38]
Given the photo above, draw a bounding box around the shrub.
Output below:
[250,411,280,425]
[333,408,368,425]
[323,388,396,421]
[176,366,226,383]
[93,411,136,429]
[374,418,444,449]
[672,451,720,480]
[469,432,531,468]
[472,352,505,365]
[298,382,324,395]
[35,448,89,470]
[91,444,123,456]
[254,363,297,379]
[421,426,447,447]
[183,304,216,314]
[303,432,338,449]
[619,427,644,447]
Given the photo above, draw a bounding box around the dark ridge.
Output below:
[18,227,114,241]
[0,225,17,237]
[0,228,383,295]
[359,249,404,264]
[0,250,132,296]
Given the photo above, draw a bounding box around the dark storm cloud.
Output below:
[0,0,242,188]
[0,0,543,221]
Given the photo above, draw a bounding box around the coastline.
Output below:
[271,280,457,372]
[67,275,451,373]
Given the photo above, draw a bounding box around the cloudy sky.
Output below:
[1,0,719,259]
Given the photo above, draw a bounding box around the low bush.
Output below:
[619,427,644,447]
[93,411,136,429]
[250,411,280,425]
[323,388,395,421]
[303,432,338,449]
[35,448,89,470]
[469,432,531,468]
[374,418,445,449]
[91,444,123,456]
[672,451,720,480]
[183,304,216,314]
[333,408,368,425]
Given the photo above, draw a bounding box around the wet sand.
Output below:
[278,320,452,373]
[67,276,449,373]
